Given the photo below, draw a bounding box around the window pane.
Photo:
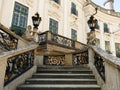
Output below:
[104,23,109,32]
[71,29,77,40]
[15,3,21,11]
[11,2,28,36]
[71,2,78,16]
[72,2,76,9]
[53,0,60,4]
[49,18,58,34]
[21,7,28,15]
[96,38,100,47]
[13,12,19,26]
[13,2,28,28]
[105,41,110,53]
[115,43,120,58]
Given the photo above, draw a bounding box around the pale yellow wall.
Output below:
[0,0,39,29]
[37,0,86,43]
[0,0,3,21]
[96,11,120,56]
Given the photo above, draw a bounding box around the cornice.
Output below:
[104,0,114,6]
[85,0,120,18]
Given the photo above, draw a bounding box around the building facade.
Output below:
[0,0,120,57]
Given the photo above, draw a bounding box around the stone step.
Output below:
[17,84,101,90]
[17,66,101,90]
[25,78,97,84]
[37,66,90,70]
[32,73,95,79]
[37,69,93,74]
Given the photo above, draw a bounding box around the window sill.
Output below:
[71,13,78,20]
[95,29,100,33]
[104,32,111,36]
[50,0,60,9]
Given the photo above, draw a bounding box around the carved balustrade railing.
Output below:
[44,55,65,66]
[37,31,88,52]
[51,33,75,48]
[94,53,105,81]
[38,31,76,49]
[38,32,47,44]
[4,50,34,86]
[0,29,18,51]
[73,50,88,65]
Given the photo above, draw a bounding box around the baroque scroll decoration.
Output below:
[44,55,65,65]
[0,29,18,51]
[73,51,88,65]
[4,50,34,85]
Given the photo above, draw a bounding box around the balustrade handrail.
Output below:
[90,45,120,82]
[38,31,49,35]
[50,31,87,46]
[50,32,75,43]
[72,50,88,54]
[0,23,32,53]
[44,54,65,56]
[38,31,87,46]
[0,44,38,58]
[38,31,88,50]
[91,45,120,68]
[0,23,29,44]
[1,44,38,86]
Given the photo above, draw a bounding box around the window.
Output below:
[71,29,77,40]
[49,18,58,34]
[105,41,111,53]
[71,2,78,16]
[95,22,100,29]
[104,23,109,33]
[115,43,120,58]
[95,38,100,47]
[52,0,60,4]
[11,2,28,36]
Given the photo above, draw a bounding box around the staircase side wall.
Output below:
[89,46,120,90]
[0,56,7,90]
[4,66,37,90]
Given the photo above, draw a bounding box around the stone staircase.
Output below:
[17,66,101,90]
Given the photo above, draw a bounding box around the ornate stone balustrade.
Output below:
[38,32,47,44]
[0,29,18,52]
[44,55,65,65]
[89,46,120,90]
[0,45,37,90]
[4,50,34,86]
[94,53,105,81]
[0,23,30,53]
[51,33,75,48]
[73,51,88,65]
[38,31,88,52]
[42,50,88,66]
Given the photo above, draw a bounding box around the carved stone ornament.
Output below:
[25,0,33,7]
[87,31,96,45]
